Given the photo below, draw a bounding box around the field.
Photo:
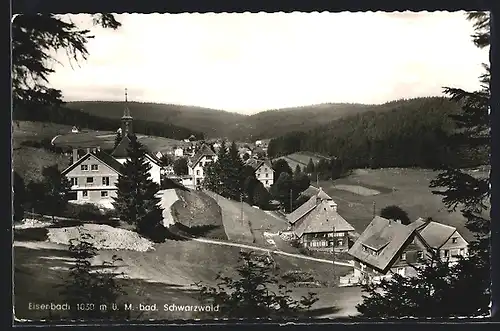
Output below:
[12,121,77,148]
[274,151,329,171]
[13,147,70,183]
[170,189,227,240]
[320,168,486,240]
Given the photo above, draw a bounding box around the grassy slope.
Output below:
[321,168,482,241]
[13,147,70,183]
[273,151,330,170]
[12,121,76,148]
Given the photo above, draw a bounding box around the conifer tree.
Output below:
[112,135,164,241]
[294,164,302,177]
[114,129,122,149]
[226,141,245,200]
[305,158,315,174]
[41,165,71,221]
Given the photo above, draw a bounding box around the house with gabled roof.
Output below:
[412,218,469,263]
[288,191,355,252]
[245,158,274,188]
[62,150,124,205]
[187,143,217,188]
[348,216,469,284]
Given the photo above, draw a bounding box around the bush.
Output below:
[60,203,114,223]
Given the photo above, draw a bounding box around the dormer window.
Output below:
[401,252,407,261]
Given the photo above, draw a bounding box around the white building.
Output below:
[187,143,218,187]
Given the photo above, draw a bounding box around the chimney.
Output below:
[86,147,91,154]
[72,148,79,164]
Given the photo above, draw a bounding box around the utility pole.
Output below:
[372,201,376,218]
[316,172,319,187]
[289,188,293,213]
[240,193,243,221]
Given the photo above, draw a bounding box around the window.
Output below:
[82,190,88,199]
[196,170,200,175]
[265,180,269,185]
[100,191,108,197]
[443,250,449,258]
[459,248,465,256]
[417,251,424,260]
[91,164,98,171]
[337,239,343,246]
[70,177,78,186]
[265,173,268,177]
[334,232,344,237]
[81,164,89,171]
[102,176,110,186]
[86,177,93,183]
[401,252,407,261]
[452,237,458,244]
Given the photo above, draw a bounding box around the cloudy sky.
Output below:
[48,12,489,114]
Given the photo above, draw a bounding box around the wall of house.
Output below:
[188,155,216,187]
[255,164,274,188]
[115,156,161,184]
[438,232,468,261]
[75,188,118,203]
[65,157,119,198]
[300,231,351,252]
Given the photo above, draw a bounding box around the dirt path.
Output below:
[188,236,355,268]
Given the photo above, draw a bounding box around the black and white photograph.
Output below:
[12,11,491,322]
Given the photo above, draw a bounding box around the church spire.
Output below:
[121,88,133,135]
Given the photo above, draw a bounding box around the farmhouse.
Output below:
[348,216,469,284]
[288,192,355,252]
[187,143,218,188]
[245,158,274,188]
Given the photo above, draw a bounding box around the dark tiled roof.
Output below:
[190,143,216,167]
[348,216,416,273]
[294,200,355,237]
[287,194,318,224]
[418,221,459,249]
[61,151,123,176]
[111,135,162,165]
[111,135,131,158]
[93,150,124,173]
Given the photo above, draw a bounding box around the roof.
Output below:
[348,216,416,273]
[111,135,132,158]
[300,185,333,201]
[287,194,318,224]
[190,143,216,167]
[245,158,273,171]
[111,135,162,165]
[418,221,458,249]
[61,151,123,176]
[294,200,355,237]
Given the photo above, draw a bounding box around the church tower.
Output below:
[121,88,133,136]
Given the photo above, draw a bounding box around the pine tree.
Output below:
[305,158,315,174]
[41,165,71,221]
[112,135,164,242]
[252,182,271,209]
[114,130,122,149]
[294,164,302,177]
[380,205,410,225]
[225,141,245,200]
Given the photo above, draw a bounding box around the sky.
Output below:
[47,12,489,114]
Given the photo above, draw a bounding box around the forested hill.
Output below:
[13,105,205,141]
[66,101,245,138]
[267,97,485,170]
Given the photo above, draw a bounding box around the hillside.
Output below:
[266,97,483,170]
[67,99,459,142]
[14,104,204,141]
[66,101,245,139]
